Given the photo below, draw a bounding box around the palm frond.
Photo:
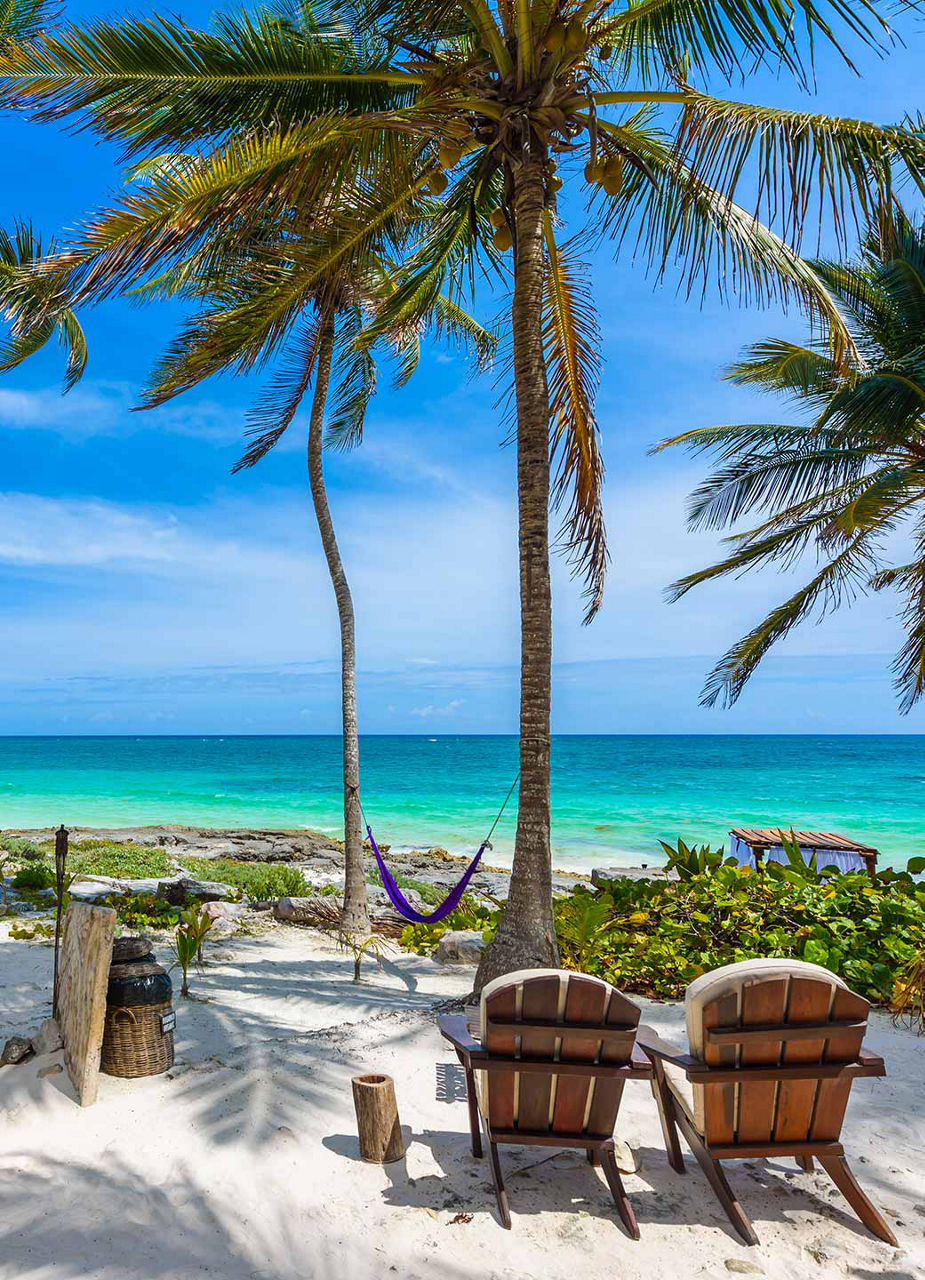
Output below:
[595,123,862,372]
[0,0,56,47]
[542,219,606,623]
[673,90,925,253]
[697,532,877,707]
[233,314,322,471]
[0,9,421,154]
[325,304,378,448]
[599,0,890,86]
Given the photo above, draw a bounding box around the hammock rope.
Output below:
[357,774,519,924]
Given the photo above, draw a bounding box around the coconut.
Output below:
[427,171,449,195]
[492,226,513,251]
[438,142,463,170]
[489,207,507,229]
[544,22,566,53]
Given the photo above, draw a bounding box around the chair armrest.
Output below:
[637,1023,699,1073]
[857,1047,886,1076]
[438,1013,487,1060]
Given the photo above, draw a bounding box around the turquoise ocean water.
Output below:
[0,735,922,870]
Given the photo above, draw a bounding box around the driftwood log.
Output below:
[57,902,117,1106]
[351,1073,405,1163]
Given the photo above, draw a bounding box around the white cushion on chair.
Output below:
[476,969,629,1122]
[681,958,850,1135]
[685,958,847,1057]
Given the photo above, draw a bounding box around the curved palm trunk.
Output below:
[475,157,560,989]
[307,310,370,935]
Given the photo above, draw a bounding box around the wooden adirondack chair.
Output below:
[639,958,897,1247]
[438,968,652,1234]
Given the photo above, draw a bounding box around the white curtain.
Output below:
[728,835,864,874]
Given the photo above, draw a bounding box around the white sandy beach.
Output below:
[1,920,922,1280]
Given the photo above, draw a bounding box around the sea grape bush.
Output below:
[400,855,925,1004]
[184,857,308,903]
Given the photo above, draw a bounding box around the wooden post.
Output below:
[351,1073,405,1163]
[52,825,69,1019]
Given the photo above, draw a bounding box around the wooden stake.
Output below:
[351,1073,405,1163]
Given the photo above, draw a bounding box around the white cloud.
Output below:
[410,698,464,718]
[0,382,247,443]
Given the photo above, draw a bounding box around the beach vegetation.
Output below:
[335,929,390,983]
[658,837,735,881]
[173,903,215,998]
[8,919,54,941]
[11,862,55,891]
[891,950,925,1033]
[184,857,309,903]
[68,840,172,880]
[402,857,925,1005]
[0,835,45,859]
[657,214,925,712]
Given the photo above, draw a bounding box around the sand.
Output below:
[1,921,922,1280]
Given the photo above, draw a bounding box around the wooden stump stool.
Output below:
[351,1073,405,1163]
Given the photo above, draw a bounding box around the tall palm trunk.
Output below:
[307,308,370,934]
[475,156,560,989]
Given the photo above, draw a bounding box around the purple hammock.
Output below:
[363,773,519,925]
[367,827,487,924]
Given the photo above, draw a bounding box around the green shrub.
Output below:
[399,897,498,955]
[12,863,56,891]
[69,840,172,880]
[0,836,45,859]
[400,853,925,1005]
[90,890,186,931]
[184,857,307,903]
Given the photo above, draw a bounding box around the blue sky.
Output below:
[1,2,924,734]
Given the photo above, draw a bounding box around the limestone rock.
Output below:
[31,1017,63,1056]
[435,930,486,965]
[158,877,234,905]
[724,1261,763,1275]
[200,900,241,936]
[1,1035,34,1066]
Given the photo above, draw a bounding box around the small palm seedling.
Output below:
[335,929,389,983]
[173,903,214,998]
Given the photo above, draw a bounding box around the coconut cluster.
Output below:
[584,154,624,196]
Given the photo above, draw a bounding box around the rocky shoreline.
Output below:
[2,824,665,898]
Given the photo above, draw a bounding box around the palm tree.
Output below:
[132,192,493,934]
[656,213,925,714]
[3,0,924,982]
[0,222,85,386]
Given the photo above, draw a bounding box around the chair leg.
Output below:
[650,1063,686,1174]
[587,1148,598,1166]
[796,1155,814,1172]
[680,1125,758,1247]
[818,1153,898,1247]
[463,1064,482,1158]
[600,1143,640,1240]
[480,1116,511,1229]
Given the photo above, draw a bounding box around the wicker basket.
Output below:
[100,1001,175,1078]
[112,935,153,965]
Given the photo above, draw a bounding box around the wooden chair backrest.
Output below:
[692,969,869,1146]
[480,970,640,1138]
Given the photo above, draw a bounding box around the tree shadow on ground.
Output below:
[323,1106,905,1249]
[0,1153,476,1280]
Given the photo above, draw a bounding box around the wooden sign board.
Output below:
[57,902,116,1107]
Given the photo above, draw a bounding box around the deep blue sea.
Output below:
[0,735,921,870]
